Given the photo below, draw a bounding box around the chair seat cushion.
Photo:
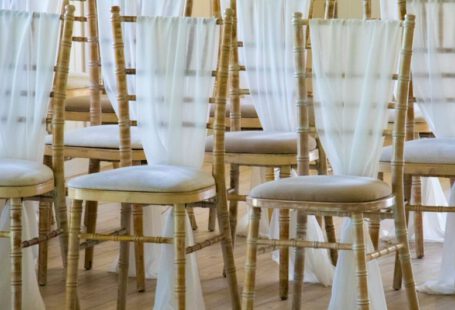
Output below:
[387,107,426,123]
[250,175,392,203]
[380,138,455,164]
[0,159,53,187]
[205,131,316,154]
[65,95,115,114]
[45,125,143,149]
[68,164,214,193]
[67,72,90,90]
[209,102,258,118]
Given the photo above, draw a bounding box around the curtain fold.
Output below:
[0,8,60,310]
[310,19,401,309]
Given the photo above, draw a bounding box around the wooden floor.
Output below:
[40,164,455,309]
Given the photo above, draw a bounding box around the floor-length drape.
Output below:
[136,16,218,309]
[0,9,60,310]
[310,19,401,309]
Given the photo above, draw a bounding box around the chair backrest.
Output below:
[97,0,189,120]
[111,7,233,171]
[0,7,74,162]
[396,0,455,138]
[293,15,415,182]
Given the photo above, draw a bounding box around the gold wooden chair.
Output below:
[242,14,419,309]
[377,0,455,290]
[205,0,338,301]
[0,6,74,309]
[46,1,198,293]
[65,7,240,309]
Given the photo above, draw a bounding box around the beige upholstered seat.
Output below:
[250,175,392,203]
[67,72,90,90]
[45,125,143,149]
[68,164,214,193]
[387,108,426,123]
[0,159,53,186]
[65,94,115,114]
[205,131,316,154]
[209,102,258,118]
[381,138,455,164]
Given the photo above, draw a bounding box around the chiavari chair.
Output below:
[377,0,455,291]
[242,14,419,309]
[205,0,338,301]
[0,6,75,309]
[65,7,240,309]
[44,1,200,293]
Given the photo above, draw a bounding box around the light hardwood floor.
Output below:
[40,164,455,309]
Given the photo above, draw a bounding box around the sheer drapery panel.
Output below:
[310,19,401,309]
[0,9,60,310]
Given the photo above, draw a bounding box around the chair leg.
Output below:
[279,167,290,301]
[325,216,338,265]
[264,168,275,221]
[53,161,69,269]
[10,198,22,310]
[368,215,380,251]
[393,175,412,290]
[117,203,131,310]
[352,213,370,310]
[187,206,198,231]
[412,176,424,258]
[228,164,240,243]
[133,205,145,292]
[84,159,100,270]
[174,204,186,309]
[292,210,307,309]
[38,199,51,286]
[394,191,420,308]
[216,189,241,309]
[241,208,261,310]
[279,208,290,301]
[208,207,217,232]
[65,199,83,310]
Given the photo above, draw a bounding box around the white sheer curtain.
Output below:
[234,0,334,286]
[310,19,401,309]
[0,9,60,310]
[379,0,449,244]
[0,0,62,12]
[97,0,185,118]
[403,0,455,294]
[136,16,218,309]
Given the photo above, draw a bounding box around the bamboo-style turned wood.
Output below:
[242,207,261,310]
[10,198,22,310]
[362,0,371,19]
[278,167,290,301]
[174,204,186,310]
[51,7,76,274]
[325,0,337,19]
[242,14,420,309]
